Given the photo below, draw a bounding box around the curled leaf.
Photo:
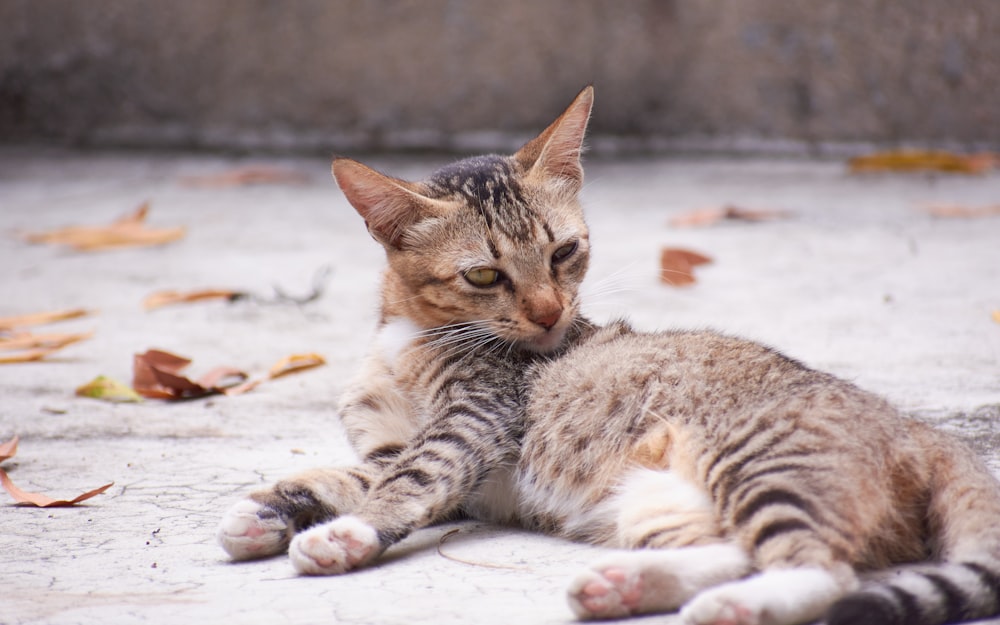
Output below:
[268,353,326,378]
[22,202,185,251]
[143,289,246,311]
[133,349,247,400]
[0,435,18,462]
[660,247,713,287]
[180,166,310,188]
[924,204,1000,219]
[76,376,144,403]
[0,331,94,364]
[225,353,327,396]
[0,331,94,352]
[669,206,791,228]
[0,468,113,508]
[0,308,91,331]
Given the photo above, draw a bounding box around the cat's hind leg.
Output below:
[569,469,747,619]
[569,544,751,620]
[218,464,376,560]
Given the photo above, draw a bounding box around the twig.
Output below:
[435,528,533,571]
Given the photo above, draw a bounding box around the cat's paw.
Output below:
[681,590,761,625]
[289,515,380,575]
[568,566,644,619]
[218,499,291,560]
[680,569,840,625]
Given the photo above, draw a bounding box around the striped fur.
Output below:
[218,86,1000,625]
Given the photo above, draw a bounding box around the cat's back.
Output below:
[528,323,828,422]
[518,324,923,544]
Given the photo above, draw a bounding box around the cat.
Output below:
[218,86,1000,625]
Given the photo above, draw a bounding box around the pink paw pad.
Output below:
[570,566,644,619]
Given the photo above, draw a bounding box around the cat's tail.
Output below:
[825,561,1000,625]
[828,428,1000,625]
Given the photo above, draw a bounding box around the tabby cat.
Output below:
[219,86,1000,625]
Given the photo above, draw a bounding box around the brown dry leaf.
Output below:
[0,331,95,352]
[180,166,310,188]
[848,150,998,174]
[133,349,248,400]
[143,289,245,311]
[669,206,791,228]
[660,247,713,287]
[924,204,1000,219]
[22,202,185,251]
[0,435,18,462]
[0,331,94,364]
[0,468,114,508]
[225,353,327,396]
[0,308,91,331]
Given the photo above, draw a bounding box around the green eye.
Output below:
[464,267,501,287]
[552,241,578,263]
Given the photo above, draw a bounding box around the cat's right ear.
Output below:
[332,158,451,249]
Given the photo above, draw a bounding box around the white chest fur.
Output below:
[374,317,423,369]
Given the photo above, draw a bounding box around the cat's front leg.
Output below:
[288,515,381,574]
[218,464,377,560]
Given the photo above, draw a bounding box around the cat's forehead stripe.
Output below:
[428,154,535,242]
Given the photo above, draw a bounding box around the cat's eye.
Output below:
[464,267,501,287]
[552,241,578,264]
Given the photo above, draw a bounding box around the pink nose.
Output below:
[530,309,562,330]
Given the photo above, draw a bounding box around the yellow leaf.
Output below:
[848,150,997,174]
[75,376,143,403]
[268,353,326,379]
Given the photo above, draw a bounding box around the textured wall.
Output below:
[1,0,997,152]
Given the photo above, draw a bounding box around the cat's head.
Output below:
[333,86,594,354]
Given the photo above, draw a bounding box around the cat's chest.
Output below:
[373,317,461,404]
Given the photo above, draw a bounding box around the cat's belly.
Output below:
[463,464,522,524]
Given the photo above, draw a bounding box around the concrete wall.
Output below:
[1,0,997,153]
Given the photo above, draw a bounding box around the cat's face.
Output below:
[334,87,594,354]
[387,155,590,353]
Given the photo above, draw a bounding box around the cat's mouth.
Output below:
[518,323,570,354]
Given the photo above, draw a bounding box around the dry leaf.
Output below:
[22,202,185,251]
[180,166,310,188]
[0,468,113,507]
[0,331,94,352]
[76,376,143,403]
[143,289,246,311]
[268,353,326,378]
[0,435,18,462]
[225,353,327,395]
[0,308,91,331]
[669,206,791,228]
[660,247,713,287]
[924,204,1000,219]
[848,150,998,174]
[133,349,248,400]
[0,327,94,364]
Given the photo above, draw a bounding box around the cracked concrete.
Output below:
[1,147,999,625]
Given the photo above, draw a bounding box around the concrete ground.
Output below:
[1,146,999,625]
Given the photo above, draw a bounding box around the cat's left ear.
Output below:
[515,85,594,191]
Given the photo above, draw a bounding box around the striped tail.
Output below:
[826,561,1000,625]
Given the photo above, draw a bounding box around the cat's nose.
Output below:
[530,308,562,331]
